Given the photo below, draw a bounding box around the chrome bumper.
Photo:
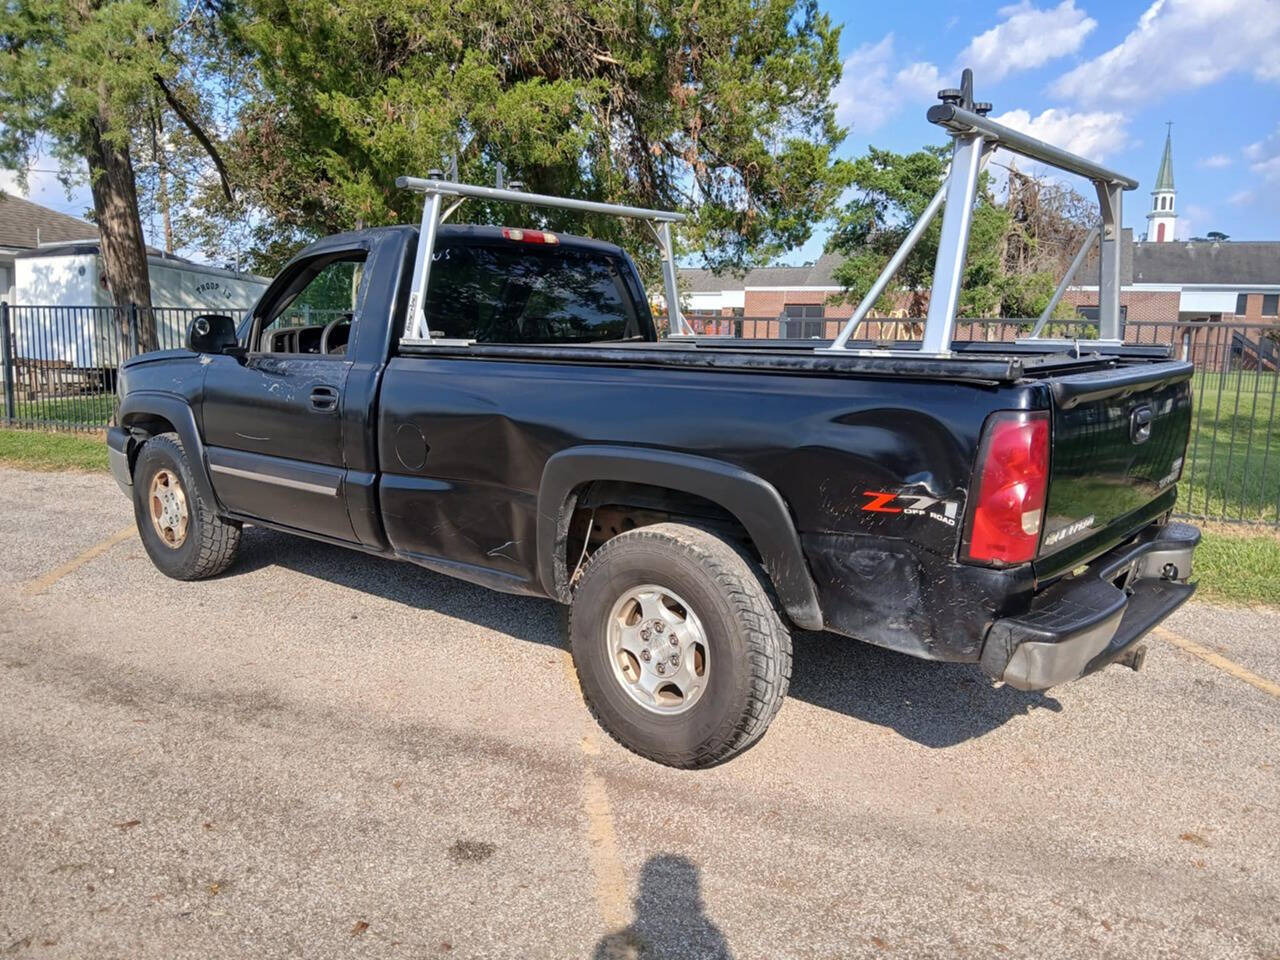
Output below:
[980,521,1200,691]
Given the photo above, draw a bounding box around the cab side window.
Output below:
[256,255,366,355]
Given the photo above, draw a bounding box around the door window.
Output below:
[257,255,366,354]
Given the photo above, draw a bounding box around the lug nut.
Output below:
[640,649,651,662]
[669,634,678,645]
[641,628,651,641]
[656,663,666,675]
[669,653,679,666]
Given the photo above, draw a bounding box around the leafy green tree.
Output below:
[197,0,849,277]
[826,146,1092,326]
[827,146,1007,319]
[0,0,232,349]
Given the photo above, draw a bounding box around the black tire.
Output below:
[132,432,241,580]
[569,522,792,768]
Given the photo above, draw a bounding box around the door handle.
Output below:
[309,385,339,412]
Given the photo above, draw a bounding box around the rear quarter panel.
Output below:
[377,356,1039,659]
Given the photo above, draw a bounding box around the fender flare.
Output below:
[537,445,823,631]
[118,392,222,513]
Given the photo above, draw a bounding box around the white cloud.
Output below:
[1244,125,1280,183]
[1178,202,1212,240]
[1198,153,1232,169]
[990,107,1131,163]
[1052,0,1280,106]
[832,35,941,134]
[1228,189,1255,206]
[959,1,1097,82]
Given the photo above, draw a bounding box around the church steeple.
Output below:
[1147,123,1177,242]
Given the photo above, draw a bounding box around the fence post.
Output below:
[1,302,15,424]
[128,303,139,357]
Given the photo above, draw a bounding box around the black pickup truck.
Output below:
[108,84,1200,767]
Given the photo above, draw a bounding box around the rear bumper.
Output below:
[980,521,1200,691]
[107,426,133,496]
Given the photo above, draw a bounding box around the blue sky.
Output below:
[5,0,1279,265]
[804,0,1280,262]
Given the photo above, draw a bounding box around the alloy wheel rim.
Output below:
[148,468,190,549]
[605,584,710,715]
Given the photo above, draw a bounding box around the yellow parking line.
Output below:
[1155,626,1280,699]
[22,525,137,597]
[561,653,630,930]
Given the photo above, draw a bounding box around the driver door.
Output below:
[201,252,365,541]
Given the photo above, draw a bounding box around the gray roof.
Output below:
[1133,241,1280,285]
[0,193,97,250]
[680,252,844,291]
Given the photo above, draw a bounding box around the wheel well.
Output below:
[563,480,757,589]
[119,414,177,472]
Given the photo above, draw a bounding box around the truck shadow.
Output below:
[231,528,1060,749]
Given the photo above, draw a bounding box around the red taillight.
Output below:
[502,227,559,244]
[964,411,1049,565]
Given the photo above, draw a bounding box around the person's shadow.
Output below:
[593,854,732,960]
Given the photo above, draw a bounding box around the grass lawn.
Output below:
[0,428,108,472]
[1192,527,1280,608]
[12,393,117,428]
[1179,370,1280,525]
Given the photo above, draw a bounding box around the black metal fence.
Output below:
[678,314,1280,527]
[3,302,1277,526]
[0,302,247,433]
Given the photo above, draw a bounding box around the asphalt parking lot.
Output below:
[1,465,1277,959]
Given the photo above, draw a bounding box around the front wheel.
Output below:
[569,523,792,768]
[132,432,241,580]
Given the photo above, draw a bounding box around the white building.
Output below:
[13,241,267,311]
[1146,125,1177,244]
[10,241,269,366]
[0,194,99,302]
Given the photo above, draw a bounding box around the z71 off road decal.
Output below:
[861,491,960,527]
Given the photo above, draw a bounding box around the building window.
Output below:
[781,303,825,339]
[1236,293,1250,316]
[1263,294,1279,317]
[1075,305,1129,322]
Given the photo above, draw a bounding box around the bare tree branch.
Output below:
[153,72,234,202]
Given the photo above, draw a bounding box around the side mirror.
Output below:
[187,314,239,355]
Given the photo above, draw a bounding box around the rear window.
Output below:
[423,243,648,343]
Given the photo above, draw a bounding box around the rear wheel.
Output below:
[569,522,791,768]
[132,432,241,580]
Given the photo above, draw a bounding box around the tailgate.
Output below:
[1040,361,1193,559]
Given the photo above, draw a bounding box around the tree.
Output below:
[0,0,232,351]
[1206,230,1229,242]
[191,0,849,279]
[826,146,1007,320]
[826,146,1094,327]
